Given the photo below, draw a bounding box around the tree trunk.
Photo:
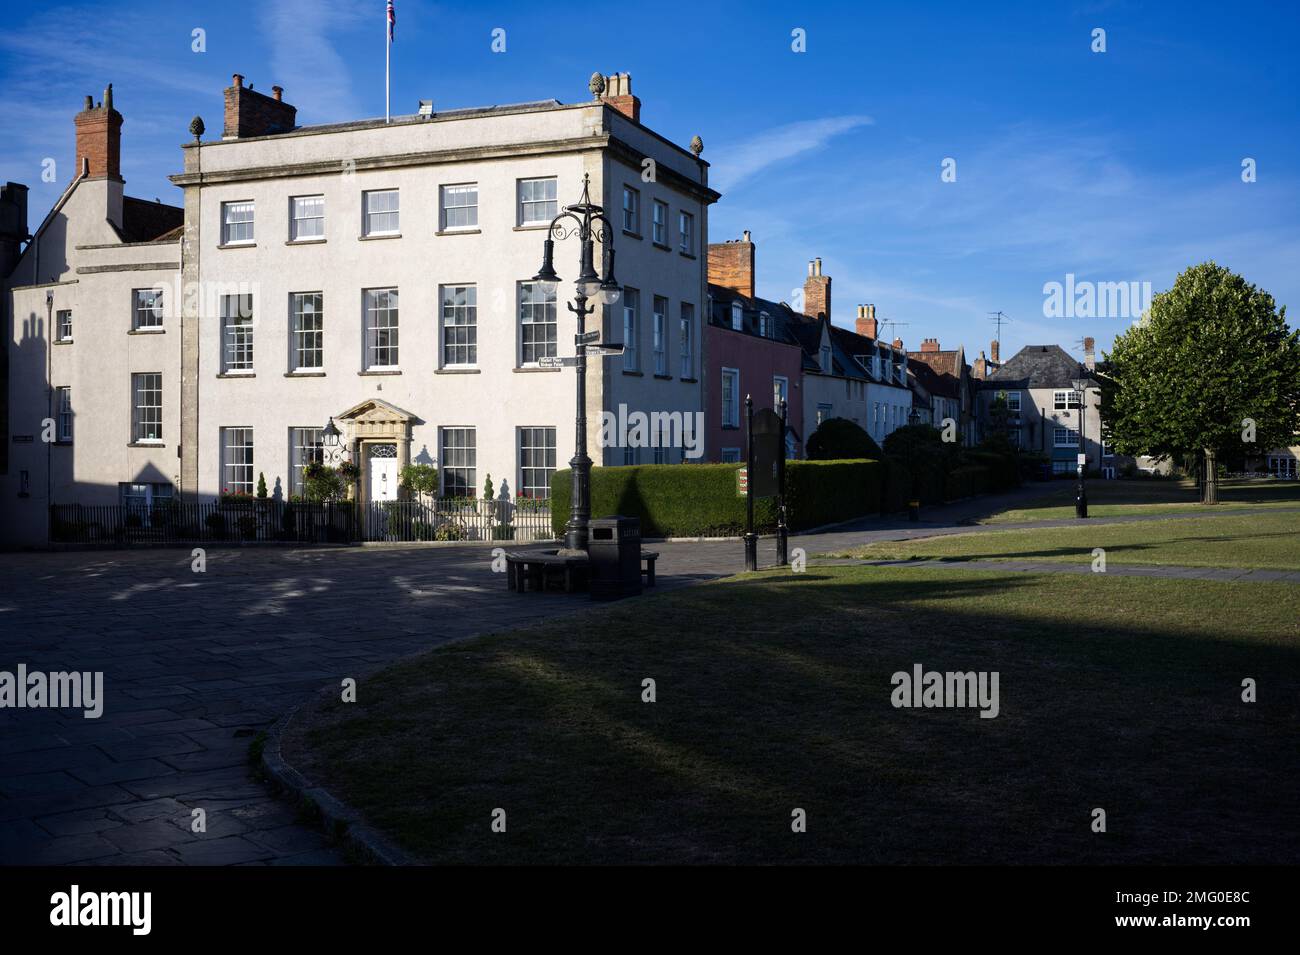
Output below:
[1202,448,1218,504]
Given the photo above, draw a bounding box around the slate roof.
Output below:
[117,196,184,243]
[708,284,820,372]
[908,355,959,398]
[983,344,1087,390]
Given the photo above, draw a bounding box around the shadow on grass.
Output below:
[283,567,1300,866]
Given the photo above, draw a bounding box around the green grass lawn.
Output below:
[840,511,1300,570]
[981,478,1300,523]
[283,565,1300,864]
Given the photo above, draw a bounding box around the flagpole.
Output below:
[385,3,390,124]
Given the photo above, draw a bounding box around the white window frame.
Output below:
[289,194,325,241]
[132,287,164,330]
[652,296,667,375]
[678,210,695,254]
[220,427,254,495]
[290,292,323,372]
[652,200,668,245]
[221,200,255,245]
[518,426,557,499]
[1054,389,1081,410]
[1005,390,1022,412]
[289,427,324,498]
[721,367,740,428]
[362,189,400,236]
[440,427,477,497]
[679,303,694,378]
[773,375,789,410]
[441,284,478,367]
[622,288,640,372]
[820,345,832,373]
[1054,427,1079,448]
[440,183,478,231]
[131,373,163,444]
[56,309,72,342]
[56,386,72,442]
[363,288,400,370]
[519,281,557,366]
[518,177,558,226]
[817,403,833,426]
[222,293,254,373]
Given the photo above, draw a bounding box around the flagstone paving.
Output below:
[1,481,1288,865]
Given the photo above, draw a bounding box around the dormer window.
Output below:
[759,311,771,337]
[820,345,832,373]
[731,301,743,331]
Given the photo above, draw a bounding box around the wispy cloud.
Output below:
[261,0,367,123]
[710,115,874,194]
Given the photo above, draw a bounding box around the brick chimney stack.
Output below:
[223,74,297,139]
[920,338,940,353]
[601,73,641,123]
[991,339,1000,363]
[893,337,904,349]
[707,231,755,298]
[1083,336,1095,371]
[803,258,831,321]
[75,84,123,180]
[855,304,878,339]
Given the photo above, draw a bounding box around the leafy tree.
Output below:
[805,417,883,460]
[1102,262,1300,503]
[303,462,348,503]
[399,463,439,500]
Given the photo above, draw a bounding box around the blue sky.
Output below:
[2,0,1296,360]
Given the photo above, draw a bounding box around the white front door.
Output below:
[368,444,399,501]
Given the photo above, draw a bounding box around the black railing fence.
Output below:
[50,497,554,546]
[360,498,554,543]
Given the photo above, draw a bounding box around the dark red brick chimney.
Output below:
[920,337,940,353]
[223,74,297,139]
[991,338,1000,363]
[75,84,123,180]
[600,73,641,123]
[803,258,831,320]
[707,231,755,298]
[856,304,878,339]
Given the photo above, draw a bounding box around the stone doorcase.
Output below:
[334,398,417,503]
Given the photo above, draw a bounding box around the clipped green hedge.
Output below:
[551,460,883,537]
[944,465,993,500]
[959,450,1019,491]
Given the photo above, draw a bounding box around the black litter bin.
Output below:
[588,515,642,600]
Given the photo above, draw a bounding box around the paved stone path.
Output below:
[1,482,1288,865]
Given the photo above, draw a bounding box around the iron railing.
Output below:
[360,498,554,543]
[50,501,355,545]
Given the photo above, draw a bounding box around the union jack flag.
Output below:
[387,0,395,42]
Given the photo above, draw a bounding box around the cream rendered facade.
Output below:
[172,97,713,506]
[2,173,181,546]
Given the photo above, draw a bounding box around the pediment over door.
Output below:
[336,398,416,440]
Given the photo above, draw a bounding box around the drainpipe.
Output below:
[45,289,53,538]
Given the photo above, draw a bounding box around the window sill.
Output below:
[652,241,672,251]
[53,440,73,447]
[359,369,401,376]
[721,425,740,431]
[436,367,482,374]
[513,224,551,232]
[622,230,643,240]
[128,442,166,448]
[285,371,326,377]
[622,369,644,377]
[128,328,165,335]
[217,243,257,250]
[286,238,327,246]
[359,233,401,241]
[217,372,255,379]
[680,377,698,383]
[435,228,482,237]
[54,339,74,346]
[653,373,673,380]
[679,250,697,259]
[513,366,560,373]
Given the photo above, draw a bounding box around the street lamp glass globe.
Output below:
[597,284,622,306]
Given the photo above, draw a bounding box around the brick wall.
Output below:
[803,258,831,320]
[223,75,296,139]
[708,233,755,297]
[75,89,123,180]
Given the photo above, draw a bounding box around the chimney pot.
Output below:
[272,85,283,101]
[232,73,244,88]
[802,257,832,320]
[83,95,93,111]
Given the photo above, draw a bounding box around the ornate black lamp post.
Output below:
[906,406,922,521]
[319,417,351,467]
[533,174,622,555]
[1071,379,1090,518]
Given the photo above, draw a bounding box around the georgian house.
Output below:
[1,87,184,546]
[979,341,1119,475]
[1,72,718,546]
